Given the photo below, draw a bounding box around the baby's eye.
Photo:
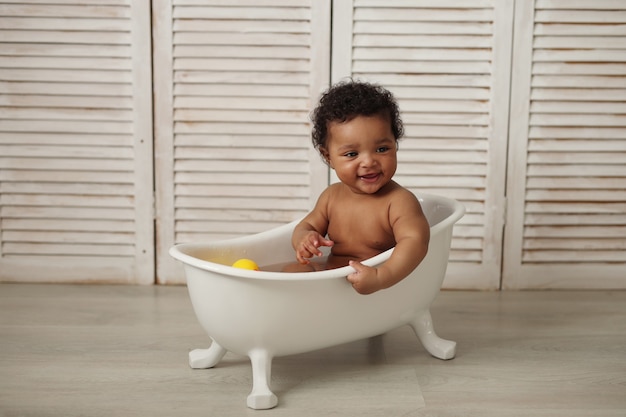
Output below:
[376,146,390,153]
[343,151,358,157]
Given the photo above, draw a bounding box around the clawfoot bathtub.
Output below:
[169,193,464,409]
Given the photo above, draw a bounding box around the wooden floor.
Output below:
[1,284,625,416]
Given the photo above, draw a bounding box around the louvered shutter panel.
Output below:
[0,1,154,283]
[154,0,331,283]
[332,0,513,289]
[504,0,626,289]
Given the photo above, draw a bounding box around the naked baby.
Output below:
[291,80,430,294]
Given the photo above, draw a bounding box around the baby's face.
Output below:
[323,114,397,195]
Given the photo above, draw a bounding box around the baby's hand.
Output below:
[346,261,384,295]
[295,232,334,264]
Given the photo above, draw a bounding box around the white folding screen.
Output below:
[504,0,626,289]
[153,0,331,283]
[331,0,514,289]
[3,0,623,289]
[0,0,154,284]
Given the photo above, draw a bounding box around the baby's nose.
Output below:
[360,153,376,166]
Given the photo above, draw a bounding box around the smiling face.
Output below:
[321,114,398,195]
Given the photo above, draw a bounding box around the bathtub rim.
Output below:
[169,193,465,281]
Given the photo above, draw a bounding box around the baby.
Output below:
[291,80,430,294]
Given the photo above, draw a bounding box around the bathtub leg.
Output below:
[189,340,227,369]
[247,349,277,410]
[411,309,456,360]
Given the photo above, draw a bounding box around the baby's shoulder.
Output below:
[385,181,418,201]
[320,182,343,199]
[386,183,423,213]
[315,183,345,211]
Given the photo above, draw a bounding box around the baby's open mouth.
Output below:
[359,173,380,183]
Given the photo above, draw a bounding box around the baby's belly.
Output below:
[330,243,391,263]
[325,254,355,269]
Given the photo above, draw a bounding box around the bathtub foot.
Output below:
[247,349,277,410]
[189,341,227,369]
[411,310,456,360]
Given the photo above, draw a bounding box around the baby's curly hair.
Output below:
[311,80,404,153]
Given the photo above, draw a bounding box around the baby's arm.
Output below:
[292,189,334,264]
[347,190,430,294]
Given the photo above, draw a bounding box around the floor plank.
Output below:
[1,284,625,416]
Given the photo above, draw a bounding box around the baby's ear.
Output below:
[320,148,332,167]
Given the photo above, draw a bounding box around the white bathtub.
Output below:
[169,193,464,409]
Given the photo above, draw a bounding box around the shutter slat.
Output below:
[174,83,308,97]
[532,75,626,88]
[0,170,132,183]
[173,122,309,136]
[534,62,626,75]
[175,146,310,160]
[172,6,310,20]
[173,0,310,6]
[354,21,494,35]
[537,0,626,9]
[354,34,493,48]
[175,157,308,172]
[176,184,309,198]
[526,202,626,214]
[175,172,309,185]
[354,8,494,22]
[0,4,130,18]
[174,109,309,123]
[176,196,309,211]
[1,182,135,195]
[0,30,130,44]
[3,231,135,245]
[1,194,134,208]
[523,238,626,251]
[531,88,626,101]
[1,206,134,220]
[522,250,625,263]
[0,16,128,31]
[528,139,625,152]
[4,219,134,232]
[524,226,626,239]
[4,243,135,257]
[0,80,132,95]
[525,213,626,226]
[527,151,626,164]
[527,177,626,190]
[354,47,492,61]
[526,190,626,202]
[0,69,132,83]
[173,70,309,84]
[355,0,494,7]
[534,36,626,49]
[535,10,626,23]
[530,101,626,114]
[175,45,310,59]
[0,95,133,109]
[176,208,299,222]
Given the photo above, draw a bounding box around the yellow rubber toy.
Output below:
[232,258,260,271]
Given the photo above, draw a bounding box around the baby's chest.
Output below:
[327,211,394,248]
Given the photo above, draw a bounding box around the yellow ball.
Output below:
[232,258,259,271]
